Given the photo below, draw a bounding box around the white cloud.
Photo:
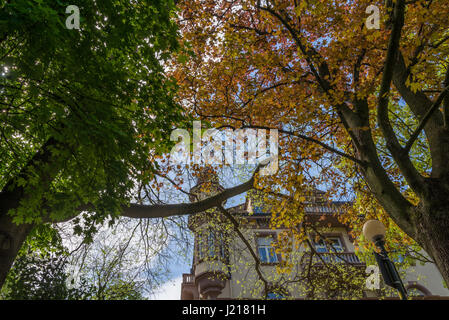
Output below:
[151,276,183,300]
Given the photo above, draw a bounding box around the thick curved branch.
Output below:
[0,136,71,221]
[404,85,449,153]
[392,52,449,177]
[121,175,255,219]
[393,53,443,127]
[53,164,266,223]
[377,0,425,195]
[444,66,449,128]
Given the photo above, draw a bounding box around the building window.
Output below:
[253,206,264,215]
[313,237,345,263]
[253,205,271,215]
[207,232,216,257]
[313,237,344,253]
[197,230,227,261]
[267,292,284,300]
[266,286,289,299]
[257,236,278,263]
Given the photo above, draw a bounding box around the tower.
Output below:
[182,167,229,300]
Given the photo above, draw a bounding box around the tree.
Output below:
[0,224,92,300]
[172,0,449,285]
[0,250,92,300]
[0,223,149,300]
[0,0,262,288]
[60,216,186,300]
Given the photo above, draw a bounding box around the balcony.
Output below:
[183,273,195,284]
[181,270,228,300]
[303,252,365,267]
[181,273,197,300]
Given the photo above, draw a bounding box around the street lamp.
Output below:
[363,220,408,300]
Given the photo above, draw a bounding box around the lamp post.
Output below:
[362,220,408,300]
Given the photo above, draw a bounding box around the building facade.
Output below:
[180,176,449,300]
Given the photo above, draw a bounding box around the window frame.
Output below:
[312,235,346,253]
[195,229,229,263]
[255,232,280,265]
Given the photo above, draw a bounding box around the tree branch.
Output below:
[443,66,449,128]
[376,0,425,195]
[217,204,269,294]
[53,164,266,223]
[391,51,449,177]
[404,85,449,153]
[216,124,366,166]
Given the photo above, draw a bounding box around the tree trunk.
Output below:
[0,213,32,288]
[414,202,449,287]
[0,177,32,288]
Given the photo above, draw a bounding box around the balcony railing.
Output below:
[304,202,348,215]
[182,273,195,284]
[304,252,365,266]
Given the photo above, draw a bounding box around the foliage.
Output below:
[170,0,449,294]
[0,0,185,239]
[0,249,92,300]
[61,216,183,300]
[0,222,154,300]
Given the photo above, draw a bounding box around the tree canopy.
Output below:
[172,0,449,285]
[1,0,183,227]
[2,0,449,298]
[0,0,261,291]
[0,0,188,286]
